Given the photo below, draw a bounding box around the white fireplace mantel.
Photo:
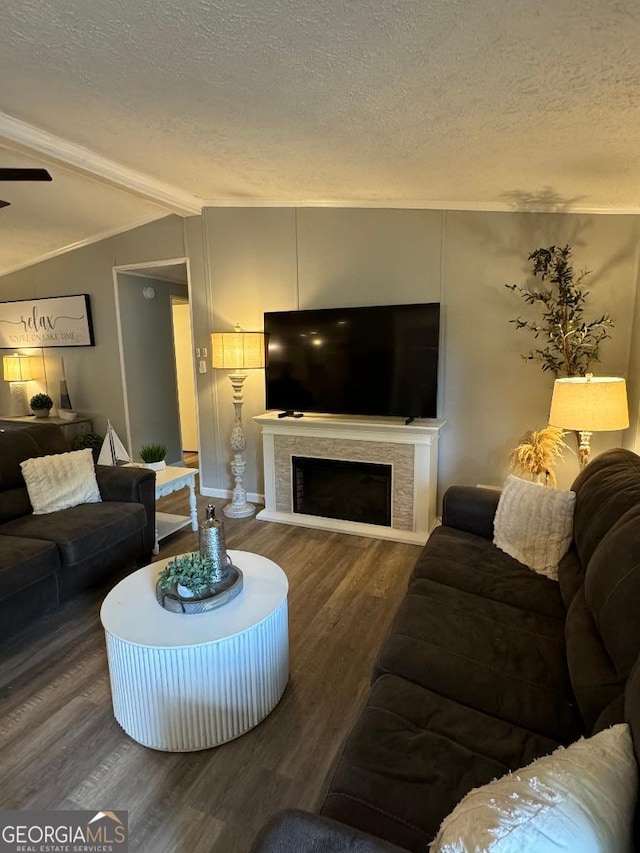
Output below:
[253,412,446,544]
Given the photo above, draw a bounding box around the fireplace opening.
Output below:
[292,456,392,526]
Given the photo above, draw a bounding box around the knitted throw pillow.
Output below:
[493,474,575,579]
[21,448,102,515]
[431,723,637,853]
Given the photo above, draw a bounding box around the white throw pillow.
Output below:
[493,474,575,579]
[430,723,637,853]
[21,448,102,515]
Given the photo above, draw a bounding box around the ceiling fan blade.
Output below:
[0,200,10,209]
[0,168,52,181]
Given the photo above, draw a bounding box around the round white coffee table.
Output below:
[100,550,289,751]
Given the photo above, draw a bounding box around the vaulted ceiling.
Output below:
[1,0,639,277]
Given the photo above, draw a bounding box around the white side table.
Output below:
[100,550,289,751]
[127,464,199,553]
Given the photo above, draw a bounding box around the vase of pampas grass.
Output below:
[510,425,569,487]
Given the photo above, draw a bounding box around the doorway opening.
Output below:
[112,258,199,467]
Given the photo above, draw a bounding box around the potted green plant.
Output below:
[71,432,104,463]
[29,393,54,418]
[139,443,168,471]
[157,552,216,598]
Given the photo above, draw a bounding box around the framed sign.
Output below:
[0,294,95,348]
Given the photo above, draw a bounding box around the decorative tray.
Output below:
[156,564,243,614]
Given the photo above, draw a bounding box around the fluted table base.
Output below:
[101,551,289,751]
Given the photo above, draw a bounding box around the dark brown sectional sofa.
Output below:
[252,448,640,852]
[0,424,156,641]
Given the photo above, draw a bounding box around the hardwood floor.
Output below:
[0,477,422,852]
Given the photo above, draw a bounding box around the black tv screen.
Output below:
[264,303,440,419]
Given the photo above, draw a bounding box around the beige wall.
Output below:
[196,208,640,499]
[0,216,186,442]
[1,209,638,504]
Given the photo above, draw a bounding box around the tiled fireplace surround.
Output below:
[253,412,445,544]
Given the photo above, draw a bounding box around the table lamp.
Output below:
[212,325,266,517]
[548,374,629,469]
[3,353,33,415]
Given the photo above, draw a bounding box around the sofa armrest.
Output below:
[95,465,156,556]
[249,810,408,853]
[441,485,501,540]
[96,465,155,502]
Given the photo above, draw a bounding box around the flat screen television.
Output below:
[264,303,440,419]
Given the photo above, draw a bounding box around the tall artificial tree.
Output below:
[506,244,614,377]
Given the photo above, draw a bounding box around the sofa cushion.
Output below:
[411,526,566,620]
[0,535,59,599]
[492,475,575,579]
[377,579,581,742]
[570,447,640,569]
[564,504,640,735]
[0,501,146,567]
[0,425,69,490]
[584,505,640,678]
[565,586,621,734]
[430,723,637,853]
[557,544,584,608]
[20,448,101,514]
[322,674,559,852]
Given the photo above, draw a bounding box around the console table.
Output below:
[253,412,445,544]
[0,415,93,444]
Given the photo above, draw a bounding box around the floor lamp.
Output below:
[549,374,629,469]
[3,354,33,416]
[212,325,265,518]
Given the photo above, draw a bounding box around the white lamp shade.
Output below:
[211,329,265,370]
[549,376,629,432]
[3,354,33,382]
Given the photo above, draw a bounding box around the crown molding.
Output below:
[0,112,202,215]
[202,197,640,215]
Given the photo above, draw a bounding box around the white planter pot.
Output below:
[143,460,166,471]
[176,584,195,599]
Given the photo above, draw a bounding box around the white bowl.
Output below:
[58,410,78,421]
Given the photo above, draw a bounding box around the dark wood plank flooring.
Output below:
[0,472,422,852]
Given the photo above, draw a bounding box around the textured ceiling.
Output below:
[1,0,640,275]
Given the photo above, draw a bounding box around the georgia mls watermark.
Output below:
[0,811,128,853]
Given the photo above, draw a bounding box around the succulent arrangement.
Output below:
[139,443,167,463]
[29,393,53,412]
[157,552,217,596]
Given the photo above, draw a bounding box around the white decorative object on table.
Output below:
[98,420,131,466]
[100,549,289,751]
[211,324,265,518]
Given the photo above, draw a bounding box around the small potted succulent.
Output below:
[139,443,167,471]
[30,393,54,418]
[157,552,217,599]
